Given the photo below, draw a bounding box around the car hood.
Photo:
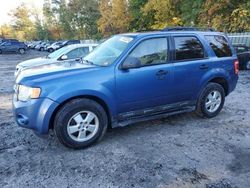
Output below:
[16,61,97,84]
[18,57,55,68]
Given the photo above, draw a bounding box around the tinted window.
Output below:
[205,35,232,57]
[128,38,168,66]
[79,47,89,57]
[66,49,80,59]
[12,42,20,45]
[68,40,80,45]
[3,42,11,46]
[174,36,204,61]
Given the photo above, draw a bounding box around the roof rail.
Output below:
[162,27,216,32]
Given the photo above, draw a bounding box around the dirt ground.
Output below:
[0,50,250,188]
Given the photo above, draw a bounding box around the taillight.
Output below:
[234,60,239,74]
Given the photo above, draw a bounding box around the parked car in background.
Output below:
[61,40,81,48]
[35,42,47,51]
[0,41,27,54]
[13,29,238,149]
[1,38,19,44]
[47,41,64,52]
[43,41,54,51]
[233,44,250,70]
[15,43,98,76]
[29,41,42,49]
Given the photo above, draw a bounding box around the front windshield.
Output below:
[47,46,71,59]
[83,35,134,66]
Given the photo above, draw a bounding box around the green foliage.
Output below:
[180,0,205,26]
[142,0,182,29]
[1,0,249,40]
[129,0,150,31]
[9,3,36,40]
[199,0,250,32]
[68,0,100,39]
[98,0,131,36]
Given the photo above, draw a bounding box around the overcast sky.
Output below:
[0,0,44,25]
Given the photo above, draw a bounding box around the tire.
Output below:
[243,60,250,70]
[54,98,108,149]
[196,83,225,118]
[48,48,54,53]
[18,48,25,54]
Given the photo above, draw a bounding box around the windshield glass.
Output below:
[47,46,71,59]
[83,35,134,66]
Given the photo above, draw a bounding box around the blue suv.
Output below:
[13,30,239,149]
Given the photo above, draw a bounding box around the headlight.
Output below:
[17,85,41,101]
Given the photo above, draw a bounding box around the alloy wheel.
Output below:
[67,111,99,142]
[205,90,222,113]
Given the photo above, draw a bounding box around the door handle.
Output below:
[199,64,209,70]
[156,70,168,76]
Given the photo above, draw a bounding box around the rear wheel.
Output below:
[18,48,25,54]
[48,48,53,53]
[244,60,250,70]
[54,98,108,149]
[196,83,225,118]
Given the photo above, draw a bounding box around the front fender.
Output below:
[46,83,117,117]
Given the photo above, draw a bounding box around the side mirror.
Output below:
[121,57,141,70]
[60,54,68,60]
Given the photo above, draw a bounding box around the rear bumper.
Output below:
[13,96,59,134]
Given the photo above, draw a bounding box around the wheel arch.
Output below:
[208,77,229,96]
[49,95,112,130]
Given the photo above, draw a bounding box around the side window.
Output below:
[127,38,168,66]
[205,35,232,57]
[3,42,11,46]
[174,36,205,61]
[66,49,80,59]
[79,47,89,57]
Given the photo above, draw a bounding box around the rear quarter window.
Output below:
[205,35,232,57]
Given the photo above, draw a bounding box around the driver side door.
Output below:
[115,37,174,115]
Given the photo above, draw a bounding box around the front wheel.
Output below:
[54,98,108,149]
[196,83,225,118]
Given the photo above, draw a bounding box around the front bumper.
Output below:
[13,95,59,134]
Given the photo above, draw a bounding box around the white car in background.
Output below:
[46,41,64,52]
[15,43,98,77]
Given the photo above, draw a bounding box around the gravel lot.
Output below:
[0,50,250,188]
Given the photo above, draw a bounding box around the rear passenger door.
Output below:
[2,42,12,52]
[171,35,209,103]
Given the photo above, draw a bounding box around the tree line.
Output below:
[0,0,249,41]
